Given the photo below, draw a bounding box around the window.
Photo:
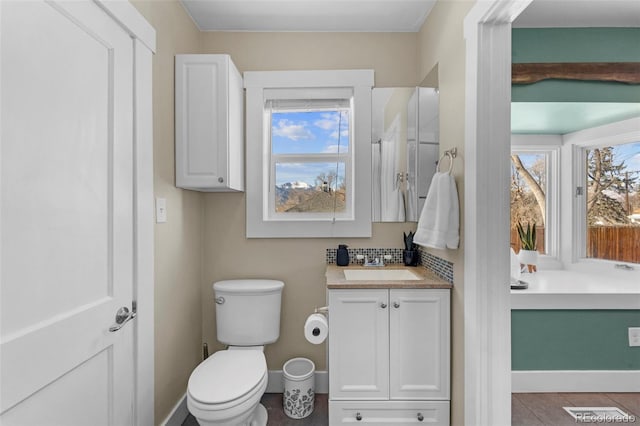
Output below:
[513,120,640,267]
[584,141,640,263]
[565,117,640,266]
[268,100,351,219]
[510,143,559,259]
[511,152,547,254]
[244,70,374,238]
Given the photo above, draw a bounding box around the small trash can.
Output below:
[282,357,315,419]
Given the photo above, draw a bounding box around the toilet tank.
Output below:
[213,279,284,346]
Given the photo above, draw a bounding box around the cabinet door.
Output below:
[389,289,450,400]
[329,290,389,400]
[175,54,244,191]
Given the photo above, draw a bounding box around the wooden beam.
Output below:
[512,62,640,85]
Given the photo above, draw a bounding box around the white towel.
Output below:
[413,171,459,249]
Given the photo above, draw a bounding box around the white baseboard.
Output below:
[267,370,329,394]
[512,370,640,393]
[161,370,328,425]
[161,391,188,426]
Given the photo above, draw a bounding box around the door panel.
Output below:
[1,1,135,423]
[1,349,112,426]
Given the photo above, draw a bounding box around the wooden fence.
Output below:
[511,226,640,264]
[587,226,640,264]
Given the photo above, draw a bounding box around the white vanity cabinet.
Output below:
[175,54,244,191]
[328,288,450,425]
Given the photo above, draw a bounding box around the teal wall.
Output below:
[512,310,640,370]
[512,28,640,103]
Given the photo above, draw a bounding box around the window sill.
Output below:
[510,267,640,310]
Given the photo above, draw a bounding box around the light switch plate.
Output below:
[629,327,640,347]
[156,198,167,223]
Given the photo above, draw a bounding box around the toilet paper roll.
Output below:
[304,313,328,344]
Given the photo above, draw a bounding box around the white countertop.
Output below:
[510,269,640,310]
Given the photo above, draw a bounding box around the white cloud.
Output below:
[273,119,314,141]
[314,112,348,140]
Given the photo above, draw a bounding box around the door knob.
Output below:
[109,306,136,332]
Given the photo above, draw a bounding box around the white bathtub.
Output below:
[511,269,640,309]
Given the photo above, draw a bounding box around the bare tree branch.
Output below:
[511,154,546,226]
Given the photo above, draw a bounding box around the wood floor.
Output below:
[183,392,639,425]
[513,393,640,425]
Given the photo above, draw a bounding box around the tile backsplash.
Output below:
[326,247,404,265]
[326,247,454,284]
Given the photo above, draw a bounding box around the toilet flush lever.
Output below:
[109,306,136,332]
[215,297,225,305]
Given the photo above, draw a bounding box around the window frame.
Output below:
[511,135,561,265]
[244,70,374,238]
[563,117,640,266]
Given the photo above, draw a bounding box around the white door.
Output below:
[389,289,450,400]
[328,289,389,400]
[1,1,136,424]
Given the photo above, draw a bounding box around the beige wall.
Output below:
[200,32,420,372]
[130,3,474,423]
[130,1,204,424]
[417,2,475,425]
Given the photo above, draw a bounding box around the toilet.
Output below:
[187,279,285,426]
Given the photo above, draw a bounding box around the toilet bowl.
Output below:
[187,279,284,426]
[187,349,268,426]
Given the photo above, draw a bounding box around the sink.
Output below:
[343,269,421,281]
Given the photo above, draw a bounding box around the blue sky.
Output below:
[615,141,640,172]
[272,110,349,186]
[271,110,349,154]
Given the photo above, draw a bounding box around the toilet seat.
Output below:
[188,350,267,407]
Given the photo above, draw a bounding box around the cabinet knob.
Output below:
[417,412,424,422]
[356,412,362,421]
[393,302,400,308]
[380,303,387,309]
[218,177,224,183]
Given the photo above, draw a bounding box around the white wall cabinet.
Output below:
[328,288,450,425]
[175,54,244,191]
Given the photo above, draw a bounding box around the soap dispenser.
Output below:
[337,244,349,266]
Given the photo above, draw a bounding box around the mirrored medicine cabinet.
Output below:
[371,87,439,223]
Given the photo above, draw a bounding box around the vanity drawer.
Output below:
[329,400,450,425]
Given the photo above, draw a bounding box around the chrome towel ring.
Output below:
[437,147,457,174]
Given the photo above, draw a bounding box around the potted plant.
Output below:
[403,231,419,266]
[516,221,538,272]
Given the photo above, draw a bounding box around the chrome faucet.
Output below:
[364,255,384,267]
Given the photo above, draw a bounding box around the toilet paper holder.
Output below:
[305,308,329,343]
[314,306,329,315]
